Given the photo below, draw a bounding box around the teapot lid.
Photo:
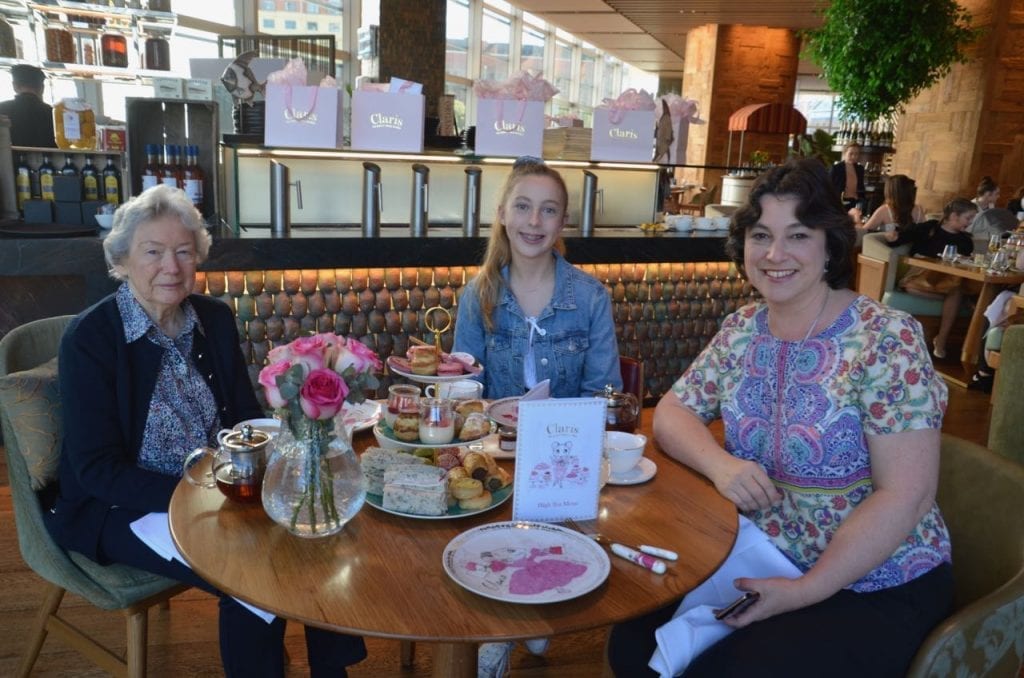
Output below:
[221,425,271,450]
[595,383,635,407]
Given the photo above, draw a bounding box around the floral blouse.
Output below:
[672,295,951,592]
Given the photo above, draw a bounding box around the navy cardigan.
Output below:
[47,293,262,562]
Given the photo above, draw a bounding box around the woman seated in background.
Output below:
[453,157,621,676]
[860,173,925,233]
[1006,184,1024,216]
[972,175,1000,213]
[608,158,951,678]
[885,197,977,359]
[45,185,366,678]
[454,156,621,399]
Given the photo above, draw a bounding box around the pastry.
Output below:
[392,412,420,442]
[457,412,490,441]
[458,490,492,510]
[451,477,483,500]
[435,359,463,376]
[455,399,485,418]
[408,345,439,376]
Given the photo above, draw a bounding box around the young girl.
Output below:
[454,157,621,399]
[861,174,925,233]
[886,197,977,359]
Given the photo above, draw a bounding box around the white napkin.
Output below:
[648,516,803,677]
[984,289,1015,328]
[522,379,550,401]
[130,512,277,624]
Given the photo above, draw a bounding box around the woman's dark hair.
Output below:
[885,174,918,228]
[942,197,977,221]
[727,158,857,290]
[977,176,998,197]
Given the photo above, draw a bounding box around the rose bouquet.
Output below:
[258,333,381,537]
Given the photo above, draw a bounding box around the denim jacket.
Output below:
[454,251,622,399]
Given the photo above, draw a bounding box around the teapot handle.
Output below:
[183,447,218,489]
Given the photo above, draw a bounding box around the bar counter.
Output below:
[1,226,750,401]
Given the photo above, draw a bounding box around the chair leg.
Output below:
[125,608,149,678]
[400,640,416,667]
[18,582,65,678]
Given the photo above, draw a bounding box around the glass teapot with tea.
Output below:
[184,425,271,503]
[595,384,640,433]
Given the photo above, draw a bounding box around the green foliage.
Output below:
[790,129,840,166]
[804,0,979,121]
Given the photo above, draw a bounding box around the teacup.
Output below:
[425,379,483,400]
[713,216,731,230]
[604,431,647,476]
[674,214,693,231]
[695,216,713,230]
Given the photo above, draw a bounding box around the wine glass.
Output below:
[988,234,1002,255]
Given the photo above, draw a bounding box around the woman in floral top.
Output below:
[608,159,953,678]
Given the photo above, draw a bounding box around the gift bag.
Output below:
[590,108,657,162]
[350,90,425,153]
[474,98,545,158]
[264,83,344,149]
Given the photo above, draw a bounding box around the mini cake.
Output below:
[435,358,464,376]
[361,447,426,495]
[392,411,420,442]
[382,465,448,516]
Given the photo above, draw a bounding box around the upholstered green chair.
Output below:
[988,324,1024,464]
[907,434,1024,677]
[0,316,187,678]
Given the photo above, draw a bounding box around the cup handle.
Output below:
[216,428,233,445]
[184,447,218,489]
[425,384,437,397]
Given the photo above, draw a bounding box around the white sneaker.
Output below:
[524,637,550,656]
[478,641,513,678]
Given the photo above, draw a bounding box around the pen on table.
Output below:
[589,534,678,561]
[610,543,668,574]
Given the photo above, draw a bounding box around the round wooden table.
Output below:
[169,413,738,677]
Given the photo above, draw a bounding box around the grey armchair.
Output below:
[0,316,186,677]
[906,434,1024,676]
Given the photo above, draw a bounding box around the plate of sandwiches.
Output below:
[387,346,483,383]
[361,447,513,519]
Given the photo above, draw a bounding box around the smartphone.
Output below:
[713,591,760,620]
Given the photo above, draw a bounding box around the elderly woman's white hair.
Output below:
[103,185,211,280]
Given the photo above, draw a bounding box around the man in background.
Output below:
[0,64,56,147]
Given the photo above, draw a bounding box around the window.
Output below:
[284,1,298,10]
[553,40,572,98]
[284,20,297,29]
[261,1,275,10]
[307,21,318,30]
[263,18,275,28]
[446,82,470,135]
[328,22,340,31]
[601,55,619,101]
[305,2,319,13]
[521,24,545,76]
[446,0,470,78]
[579,49,597,106]
[480,8,511,81]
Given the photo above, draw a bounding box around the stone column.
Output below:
[379,0,447,118]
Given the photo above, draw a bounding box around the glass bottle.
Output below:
[53,98,97,150]
[102,156,121,205]
[101,31,128,68]
[141,143,161,192]
[60,154,78,176]
[81,156,100,201]
[160,143,181,188]
[183,145,204,211]
[15,154,32,211]
[38,155,57,201]
[144,36,170,71]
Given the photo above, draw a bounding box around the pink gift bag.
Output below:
[590,108,657,162]
[474,98,545,158]
[264,83,345,149]
[350,90,425,153]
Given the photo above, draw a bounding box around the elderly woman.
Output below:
[608,159,952,677]
[45,185,366,677]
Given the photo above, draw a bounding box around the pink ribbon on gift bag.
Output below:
[599,88,657,125]
[283,85,320,123]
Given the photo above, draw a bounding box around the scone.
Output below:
[457,412,490,441]
[392,412,420,442]
[408,345,439,376]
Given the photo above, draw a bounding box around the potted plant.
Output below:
[790,129,840,167]
[804,0,978,120]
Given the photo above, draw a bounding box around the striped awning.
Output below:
[727,103,807,135]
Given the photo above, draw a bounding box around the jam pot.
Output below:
[595,384,640,433]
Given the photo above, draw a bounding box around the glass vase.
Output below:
[261,415,365,538]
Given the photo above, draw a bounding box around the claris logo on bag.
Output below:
[370,113,404,130]
[494,119,526,136]
[284,109,319,125]
[608,127,638,140]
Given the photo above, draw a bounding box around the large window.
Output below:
[553,40,573,98]
[520,24,545,76]
[578,48,597,107]
[446,0,470,78]
[480,7,511,81]
[258,0,344,47]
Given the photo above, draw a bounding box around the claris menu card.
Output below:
[512,398,607,522]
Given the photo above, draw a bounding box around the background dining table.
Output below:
[169,410,738,677]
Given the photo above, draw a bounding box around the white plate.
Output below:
[486,396,522,429]
[606,457,657,486]
[442,521,610,604]
[387,355,483,384]
[366,483,513,520]
[337,400,383,434]
[373,422,490,450]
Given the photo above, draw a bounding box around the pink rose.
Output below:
[258,360,292,409]
[330,337,382,375]
[287,335,329,373]
[299,368,348,420]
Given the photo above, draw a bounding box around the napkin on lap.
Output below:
[130,512,277,623]
[648,516,802,677]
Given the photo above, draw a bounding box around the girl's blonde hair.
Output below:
[475,158,568,332]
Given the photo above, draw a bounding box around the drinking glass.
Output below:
[418,397,455,444]
[988,234,1002,255]
[991,250,1010,273]
[941,245,958,262]
[385,384,420,428]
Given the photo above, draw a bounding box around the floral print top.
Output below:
[117,283,220,476]
[673,295,951,592]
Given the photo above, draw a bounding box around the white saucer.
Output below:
[606,457,657,485]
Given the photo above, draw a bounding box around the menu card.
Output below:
[512,397,607,522]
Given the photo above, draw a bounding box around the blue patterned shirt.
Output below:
[116,283,220,476]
